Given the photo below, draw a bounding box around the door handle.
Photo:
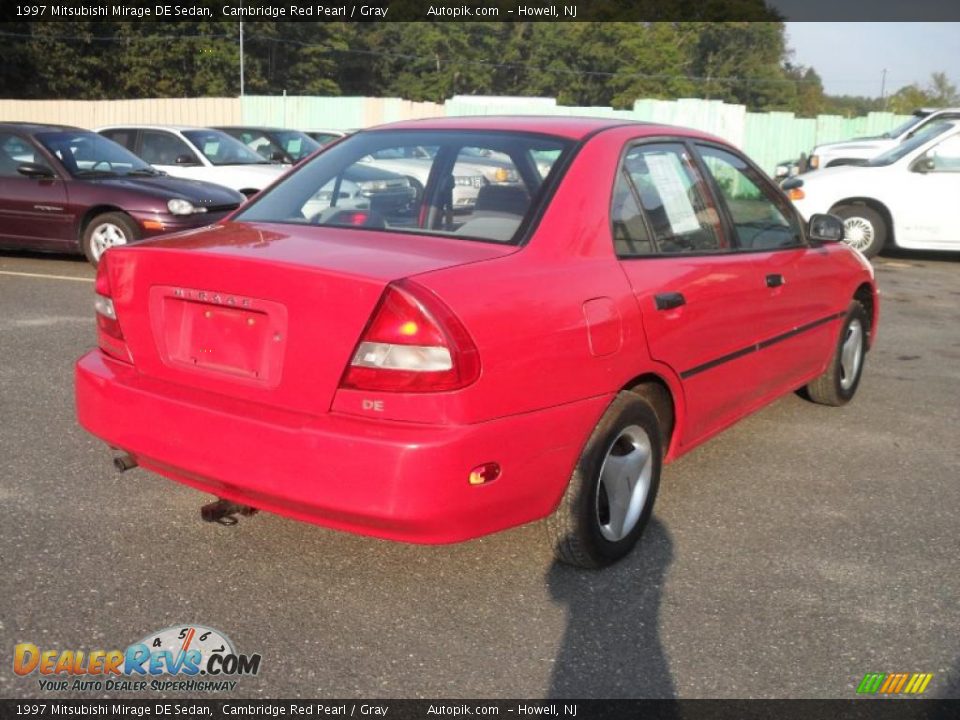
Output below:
[654,292,686,311]
[766,273,785,288]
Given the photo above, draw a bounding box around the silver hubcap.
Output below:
[89,222,128,261]
[842,217,874,253]
[595,425,653,542]
[840,319,864,391]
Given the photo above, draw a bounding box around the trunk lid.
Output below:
[106,222,514,416]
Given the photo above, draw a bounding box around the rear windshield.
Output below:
[235,130,574,245]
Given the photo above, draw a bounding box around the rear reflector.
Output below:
[340,280,479,393]
[469,463,501,485]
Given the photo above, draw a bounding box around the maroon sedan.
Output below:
[0,123,244,265]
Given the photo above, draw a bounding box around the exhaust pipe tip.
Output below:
[113,454,137,472]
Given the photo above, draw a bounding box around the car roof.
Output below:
[216,126,303,132]
[0,121,84,133]
[97,124,214,132]
[366,115,720,142]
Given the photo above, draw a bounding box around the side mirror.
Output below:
[911,156,936,174]
[17,162,55,179]
[808,213,844,243]
[175,154,200,166]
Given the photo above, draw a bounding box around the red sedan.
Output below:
[75,117,878,568]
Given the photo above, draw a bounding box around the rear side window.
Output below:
[237,130,574,245]
[612,143,724,256]
[696,144,801,250]
[100,129,135,150]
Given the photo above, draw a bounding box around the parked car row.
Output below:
[3,111,959,265]
[1,120,554,265]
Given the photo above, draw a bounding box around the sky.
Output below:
[785,23,960,98]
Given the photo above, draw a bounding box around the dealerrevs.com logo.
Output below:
[14,625,261,693]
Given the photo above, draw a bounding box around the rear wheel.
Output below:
[805,301,868,406]
[82,212,139,266]
[832,204,887,258]
[545,391,662,568]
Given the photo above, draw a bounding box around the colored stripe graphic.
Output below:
[857,672,933,695]
[857,673,885,694]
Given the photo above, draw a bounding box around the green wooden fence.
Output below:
[241,94,910,175]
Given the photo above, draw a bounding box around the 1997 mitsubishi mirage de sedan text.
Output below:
[76,117,879,568]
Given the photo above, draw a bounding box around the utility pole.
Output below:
[239,21,245,97]
[880,68,887,109]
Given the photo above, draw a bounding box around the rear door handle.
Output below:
[654,292,686,311]
[766,273,785,288]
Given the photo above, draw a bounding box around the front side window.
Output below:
[236,130,573,245]
[697,144,801,250]
[612,143,724,255]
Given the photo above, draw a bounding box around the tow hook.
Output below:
[200,498,259,526]
[113,454,138,472]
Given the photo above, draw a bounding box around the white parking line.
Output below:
[0,270,94,283]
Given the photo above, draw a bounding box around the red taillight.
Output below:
[94,255,131,363]
[340,280,480,393]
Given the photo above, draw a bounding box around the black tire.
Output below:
[545,391,662,569]
[82,212,139,266]
[805,301,869,406]
[832,204,887,259]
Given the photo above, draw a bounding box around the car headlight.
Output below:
[493,167,519,183]
[455,175,485,188]
[357,178,410,192]
[167,199,204,215]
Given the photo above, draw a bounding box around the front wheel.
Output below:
[832,204,887,258]
[805,301,869,406]
[545,391,662,568]
[82,212,139,266]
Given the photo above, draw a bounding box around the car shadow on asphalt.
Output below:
[546,517,677,700]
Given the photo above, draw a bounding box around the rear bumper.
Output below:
[76,351,609,543]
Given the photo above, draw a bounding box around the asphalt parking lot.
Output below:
[1,249,958,700]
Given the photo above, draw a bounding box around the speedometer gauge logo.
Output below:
[135,625,235,670]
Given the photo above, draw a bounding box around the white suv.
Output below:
[98,125,289,197]
[806,107,960,173]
